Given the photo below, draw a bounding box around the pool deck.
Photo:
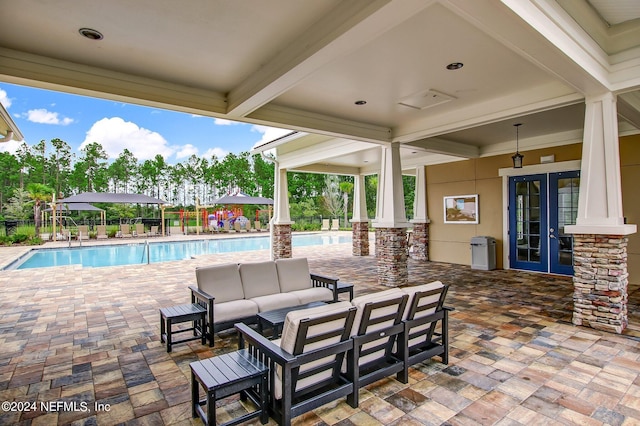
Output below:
[1,232,640,425]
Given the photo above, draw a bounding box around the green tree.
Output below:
[26,183,54,235]
[322,175,343,220]
[3,187,30,219]
[339,180,354,228]
[49,138,73,197]
[0,152,21,212]
[72,142,108,192]
[109,149,137,193]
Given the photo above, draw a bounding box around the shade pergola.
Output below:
[214,193,274,205]
[53,192,167,236]
[45,202,104,212]
[59,192,167,204]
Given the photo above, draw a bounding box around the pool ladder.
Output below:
[140,240,150,264]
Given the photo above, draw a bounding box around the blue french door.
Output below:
[509,171,580,275]
[509,174,548,272]
[549,171,580,275]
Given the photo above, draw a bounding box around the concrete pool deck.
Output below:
[1,232,640,425]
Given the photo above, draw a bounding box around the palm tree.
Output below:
[27,183,54,236]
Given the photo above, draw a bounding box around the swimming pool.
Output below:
[8,234,352,270]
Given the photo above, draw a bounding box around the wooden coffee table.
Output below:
[257,302,326,339]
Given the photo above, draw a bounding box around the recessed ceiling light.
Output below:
[354,100,367,105]
[446,62,463,70]
[79,28,103,40]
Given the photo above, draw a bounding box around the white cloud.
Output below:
[251,125,293,149]
[0,139,23,154]
[0,89,11,108]
[81,117,174,160]
[26,108,74,125]
[214,118,237,126]
[203,147,228,159]
[175,143,199,159]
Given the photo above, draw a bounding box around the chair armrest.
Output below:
[235,323,295,364]
[189,285,215,303]
[310,273,340,301]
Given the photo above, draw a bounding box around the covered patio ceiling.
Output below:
[0,1,639,173]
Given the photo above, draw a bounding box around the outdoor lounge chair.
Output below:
[236,302,357,426]
[330,219,339,231]
[133,223,144,237]
[76,225,90,240]
[147,225,159,237]
[96,225,108,239]
[321,219,330,231]
[117,225,132,238]
[255,220,262,231]
[347,289,409,406]
[400,281,451,374]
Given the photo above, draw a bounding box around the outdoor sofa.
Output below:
[234,280,451,425]
[189,258,340,343]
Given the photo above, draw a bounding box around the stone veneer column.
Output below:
[352,221,369,256]
[375,228,408,287]
[572,234,629,333]
[409,222,429,261]
[272,224,292,260]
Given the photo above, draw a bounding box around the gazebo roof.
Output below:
[214,193,274,205]
[59,192,167,204]
[45,202,104,212]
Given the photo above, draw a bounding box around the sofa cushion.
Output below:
[275,258,312,292]
[195,264,244,303]
[250,293,301,313]
[290,287,334,305]
[239,261,281,298]
[214,299,259,323]
[274,301,353,400]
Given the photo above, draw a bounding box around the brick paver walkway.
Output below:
[1,232,639,425]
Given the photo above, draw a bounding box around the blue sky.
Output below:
[0,82,290,163]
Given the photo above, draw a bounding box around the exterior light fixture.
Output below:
[354,100,367,105]
[512,123,524,168]
[446,62,463,70]
[79,28,103,40]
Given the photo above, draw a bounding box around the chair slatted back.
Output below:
[355,294,408,362]
[405,285,449,348]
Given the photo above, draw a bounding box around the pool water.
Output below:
[9,234,352,270]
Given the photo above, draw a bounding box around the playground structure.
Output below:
[194,197,273,235]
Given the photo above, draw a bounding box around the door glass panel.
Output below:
[555,176,580,267]
[514,180,543,264]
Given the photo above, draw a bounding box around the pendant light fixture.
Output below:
[512,123,524,168]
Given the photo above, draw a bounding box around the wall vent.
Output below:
[398,89,455,110]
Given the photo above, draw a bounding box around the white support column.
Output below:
[272,166,293,259]
[566,92,636,236]
[352,174,369,222]
[373,143,410,287]
[273,167,292,225]
[373,143,410,229]
[410,165,430,261]
[351,174,369,256]
[565,93,636,334]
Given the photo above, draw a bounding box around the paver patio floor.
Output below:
[1,233,640,425]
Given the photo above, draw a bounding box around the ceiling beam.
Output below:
[291,164,362,176]
[404,137,479,158]
[226,0,433,118]
[277,136,375,170]
[0,47,228,115]
[248,103,392,143]
[393,81,583,142]
[618,93,640,129]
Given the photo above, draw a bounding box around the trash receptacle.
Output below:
[470,236,496,270]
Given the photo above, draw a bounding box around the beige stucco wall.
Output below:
[426,138,639,285]
[621,134,640,287]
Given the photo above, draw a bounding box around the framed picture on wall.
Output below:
[443,194,479,224]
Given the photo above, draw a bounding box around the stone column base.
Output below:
[375,228,408,287]
[272,224,292,260]
[572,234,628,334]
[352,222,369,256]
[409,222,429,261]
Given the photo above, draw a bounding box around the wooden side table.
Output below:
[160,303,207,352]
[191,349,268,426]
